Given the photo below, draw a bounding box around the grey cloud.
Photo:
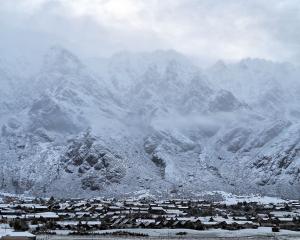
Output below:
[0,0,299,64]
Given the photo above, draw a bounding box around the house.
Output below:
[149,207,166,215]
[165,209,185,217]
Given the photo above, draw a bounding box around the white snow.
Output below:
[92,227,300,238]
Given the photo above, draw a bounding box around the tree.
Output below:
[45,220,56,230]
[31,218,39,225]
[10,219,29,231]
[284,203,291,211]
[48,196,55,205]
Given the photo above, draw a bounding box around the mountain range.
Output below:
[0,46,299,199]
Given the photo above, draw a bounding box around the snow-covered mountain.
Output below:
[0,46,299,199]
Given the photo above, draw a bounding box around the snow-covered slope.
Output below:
[0,47,299,198]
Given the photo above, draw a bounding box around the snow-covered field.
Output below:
[203,191,287,205]
[37,228,300,239]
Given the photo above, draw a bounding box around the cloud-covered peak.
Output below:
[43,45,84,74]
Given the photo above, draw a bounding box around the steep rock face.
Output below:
[208,90,244,112]
[0,47,300,198]
[62,132,126,191]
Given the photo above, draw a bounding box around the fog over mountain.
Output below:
[0,46,299,198]
[0,0,300,198]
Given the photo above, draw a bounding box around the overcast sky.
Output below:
[0,0,300,64]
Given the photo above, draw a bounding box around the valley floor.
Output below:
[36,228,300,239]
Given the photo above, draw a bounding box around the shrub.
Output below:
[272,226,280,232]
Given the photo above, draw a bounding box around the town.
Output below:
[0,194,300,239]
